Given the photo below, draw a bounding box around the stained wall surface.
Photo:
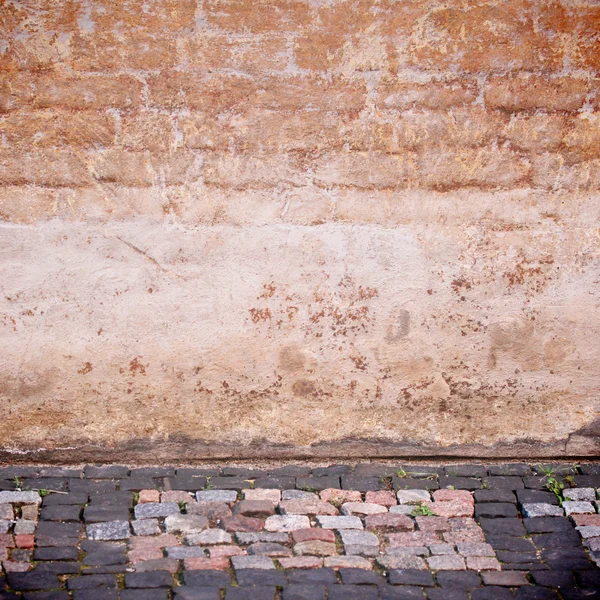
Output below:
[0,0,599,461]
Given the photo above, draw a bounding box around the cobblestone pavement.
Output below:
[0,463,598,599]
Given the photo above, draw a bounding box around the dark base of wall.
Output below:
[0,433,597,464]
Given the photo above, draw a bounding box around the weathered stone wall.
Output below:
[0,0,599,461]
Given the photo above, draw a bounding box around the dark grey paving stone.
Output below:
[183,570,231,587]
[577,570,600,588]
[206,477,248,490]
[435,571,481,589]
[340,475,383,491]
[72,591,118,600]
[120,477,156,491]
[523,476,564,490]
[399,466,444,478]
[379,587,425,600]
[222,468,267,479]
[487,464,532,476]
[388,569,434,586]
[532,464,577,476]
[561,591,600,600]
[471,588,514,600]
[285,569,337,585]
[502,563,549,571]
[125,572,173,588]
[37,521,82,537]
[327,585,378,600]
[353,464,398,478]
[444,465,488,478]
[40,505,82,522]
[0,466,40,479]
[514,588,559,600]
[34,546,79,561]
[572,475,600,487]
[296,476,340,491]
[67,575,118,589]
[496,551,539,563]
[7,573,60,591]
[80,540,125,553]
[540,547,594,570]
[281,584,326,600]
[254,477,296,489]
[225,587,276,600]
[516,490,559,505]
[39,468,83,479]
[523,517,573,533]
[531,529,580,548]
[83,505,129,523]
[312,465,353,477]
[235,570,286,587]
[392,478,439,490]
[33,562,81,575]
[268,466,310,477]
[89,491,134,505]
[482,476,524,490]
[42,492,88,506]
[165,476,208,491]
[130,467,175,478]
[83,551,127,566]
[68,480,117,494]
[339,569,385,585]
[579,464,600,475]
[121,590,169,600]
[23,478,67,492]
[22,593,70,600]
[84,466,129,479]
[438,477,481,490]
[486,535,535,552]
[176,468,220,477]
[479,517,525,536]
[474,490,516,503]
[174,587,221,600]
[474,503,518,518]
[531,570,575,587]
[82,565,128,575]
[426,590,468,600]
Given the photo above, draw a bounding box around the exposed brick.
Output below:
[120,114,174,153]
[0,110,116,149]
[314,152,417,189]
[485,74,589,112]
[377,79,478,110]
[0,150,90,187]
[90,150,201,187]
[181,34,288,74]
[532,154,600,191]
[409,3,564,73]
[71,31,178,71]
[203,0,310,33]
[418,148,530,189]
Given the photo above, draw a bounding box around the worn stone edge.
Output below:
[0,434,598,464]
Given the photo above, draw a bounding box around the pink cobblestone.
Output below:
[139,489,161,503]
[319,489,362,504]
[279,557,323,569]
[161,491,193,503]
[365,491,397,507]
[387,531,441,547]
[184,557,230,570]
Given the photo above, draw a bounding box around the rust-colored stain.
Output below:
[77,362,93,375]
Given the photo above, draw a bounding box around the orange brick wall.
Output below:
[0,1,598,460]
